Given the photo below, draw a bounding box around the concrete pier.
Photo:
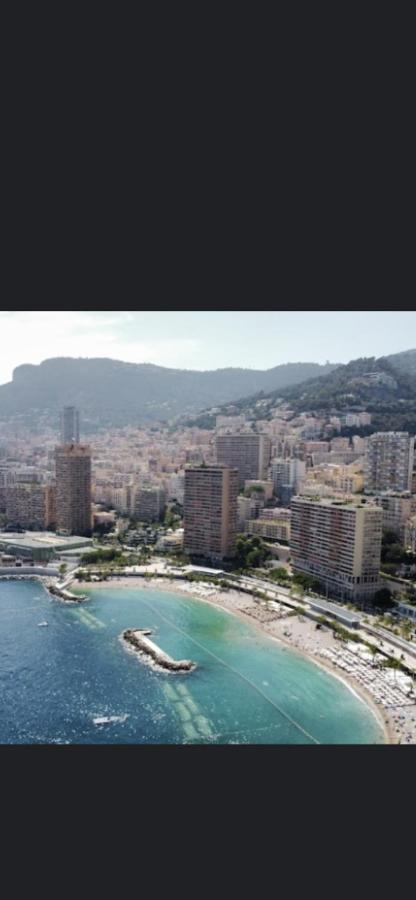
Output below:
[123,629,196,673]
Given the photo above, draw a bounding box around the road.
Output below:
[234,574,416,673]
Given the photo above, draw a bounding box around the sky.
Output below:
[0,310,415,386]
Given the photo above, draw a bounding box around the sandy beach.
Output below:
[75,575,416,745]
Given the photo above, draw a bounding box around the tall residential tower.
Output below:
[61,407,80,444]
[365,432,414,493]
[216,434,271,489]
[55,444,92,536]
[290,497,383,603]
[184,465,238,562]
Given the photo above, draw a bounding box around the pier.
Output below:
[0,570,86,603]
[123,629,196,673]
[48,583,87,603]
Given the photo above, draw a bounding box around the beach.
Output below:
[76,576,416,745]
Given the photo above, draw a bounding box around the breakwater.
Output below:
[48,583,88,604]
[123,629,196,673]
[0,572,87,603]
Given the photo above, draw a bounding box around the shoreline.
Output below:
[0,574,86,604]
[75,576,399,745]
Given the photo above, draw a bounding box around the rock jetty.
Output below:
[48,583,87,603]
[123,629,196,673]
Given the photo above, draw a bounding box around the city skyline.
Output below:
[1,310,416,386]
[2,376,416,744]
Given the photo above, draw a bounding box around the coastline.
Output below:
[75,576,397,745]
[0,573,86,604]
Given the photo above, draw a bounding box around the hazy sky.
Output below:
[0,310,414,385]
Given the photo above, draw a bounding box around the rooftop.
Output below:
[292,496,382,511]
[0,532,93,551]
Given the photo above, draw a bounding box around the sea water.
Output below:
[0,580,385,745]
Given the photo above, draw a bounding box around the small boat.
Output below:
[37,622,49,628]
[93,715,129,726]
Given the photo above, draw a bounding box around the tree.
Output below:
[267,567,290,585]
[292,573,321,593]
[59,563,68,577]
[234,536,271,571]
[373,588,394,610]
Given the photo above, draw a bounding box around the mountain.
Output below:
[282,350,416,425]
[195,349,416,434]
[0,357,338,430]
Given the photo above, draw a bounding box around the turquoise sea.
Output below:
[0,580,386,745]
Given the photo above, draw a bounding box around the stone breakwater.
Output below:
[48,583,88,604]
[0,574,87,604]
[122,629,196,673]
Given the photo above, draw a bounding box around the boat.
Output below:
[93,715,129,726]
[37,622,49,628]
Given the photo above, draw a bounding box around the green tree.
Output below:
[292,573,321,593]
[373,588,394,610]
[234,536,271,571]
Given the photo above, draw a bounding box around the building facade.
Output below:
[133,488,167,523]
[55,444,92,536]
[365,432,414,493]
[61,407,80,444]
[271,458,306,499]
[6,484,56,530]
[184,465,238,561]
[216,435,271,488]
[290,497,383,603]
[372,492,414,542]
[246,512,291,544]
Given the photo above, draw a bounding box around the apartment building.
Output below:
[365,432,414,493]
[5,483,56,530]
[290,497,383,603]
[216,435,271,488]
[271,458,306,499]
[184,465,238,561]
[132,488,167,523]
[372,492,414,542]
[55,444,92,536]
[246,511,291,544]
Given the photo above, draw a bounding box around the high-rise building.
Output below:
[246,510,291,544]
[271,458,306,500]
[61,407,80,444]
[372,492,414,542]
[216,435,271,488]
[133,487,167,523]
[5,484,56,530]
[290,497,383,603]
[55,444,92,536]
[365,432,414,493]
[405,516,416,553]
[184,465,238,561]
